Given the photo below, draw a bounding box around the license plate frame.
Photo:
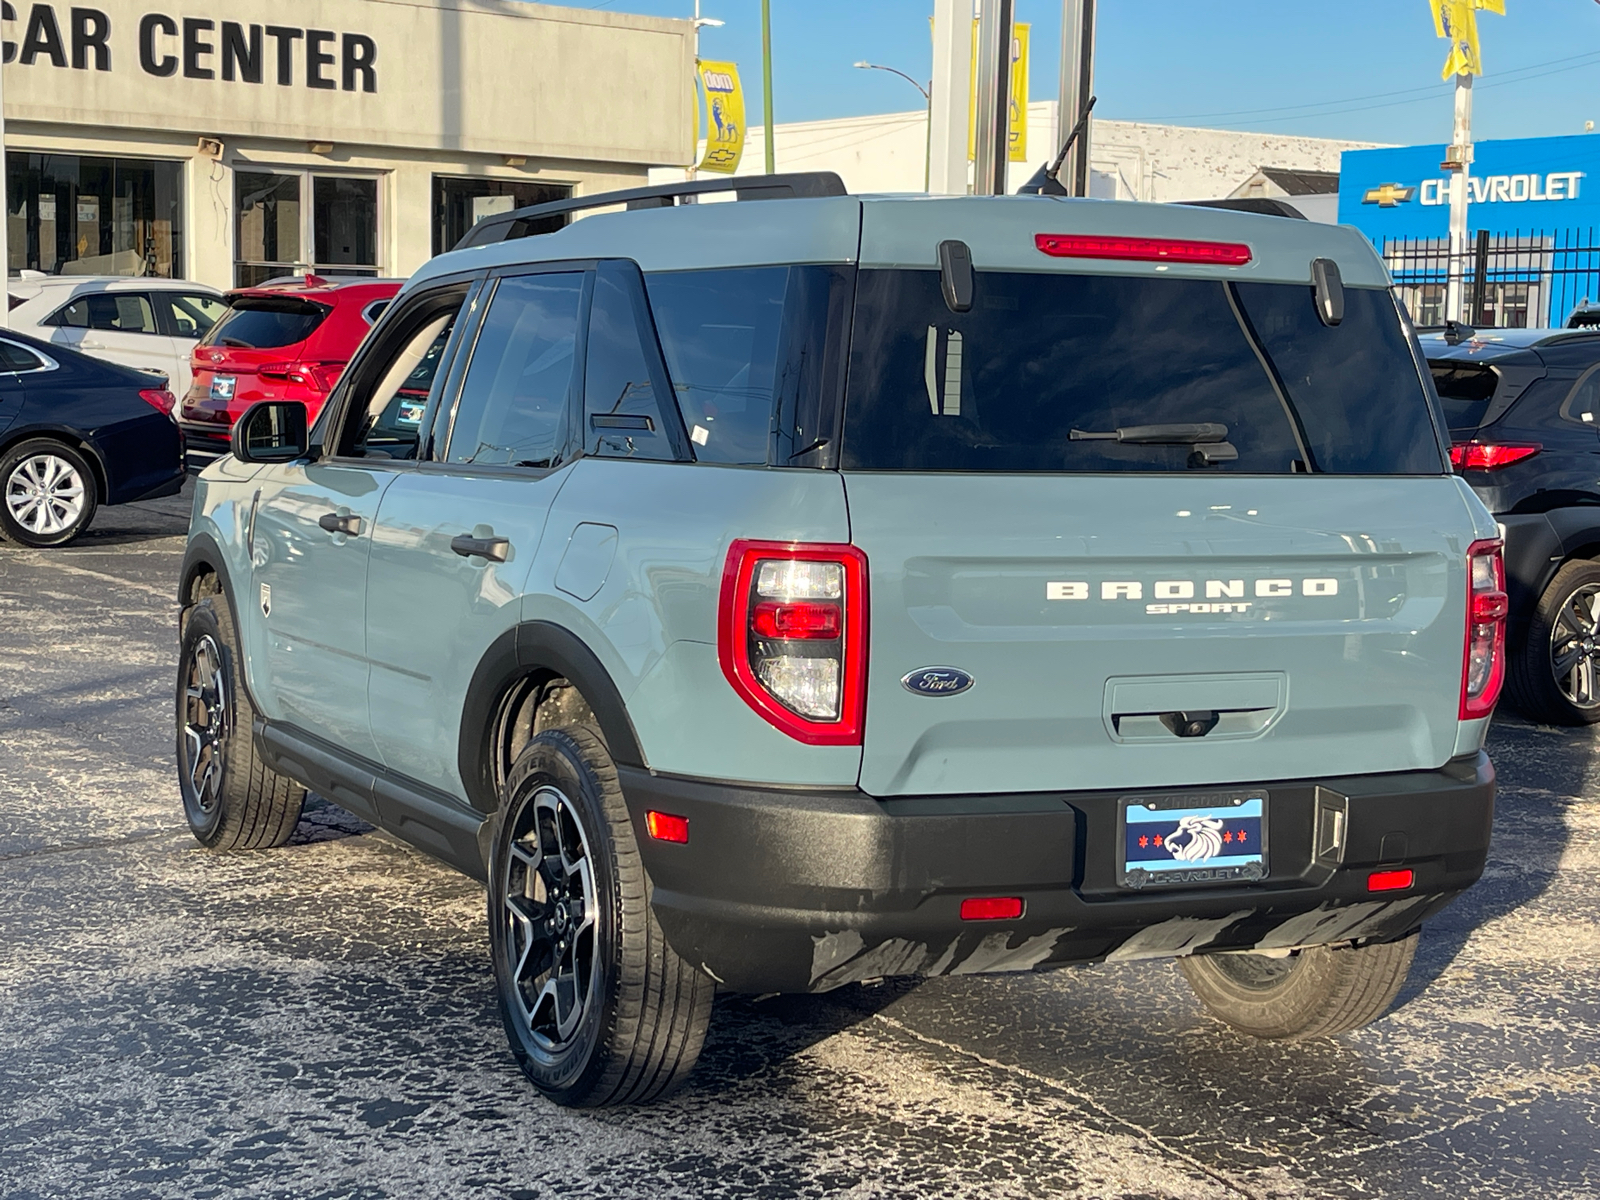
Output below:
[209,375,236,401]
[1118,789,1268,889]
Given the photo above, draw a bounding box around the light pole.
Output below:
[853,62,932,191]
[689,1,725,179]
[761,0,774,173]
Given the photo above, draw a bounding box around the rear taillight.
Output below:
[1449,442,1541,471]
[1034,233,1253,266]
[139,388,177,417]
[1461,538,1507,719]
[257,362,293,382]
[718,540,868,744]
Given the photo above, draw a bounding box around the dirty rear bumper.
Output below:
[619,753,1494,994]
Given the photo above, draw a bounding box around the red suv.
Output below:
[178,276,402,468]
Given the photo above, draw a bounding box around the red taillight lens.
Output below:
[718,540,868,745]
[960,897,1024,921]
[257,362,293,382]
[645,811,689,844]
[1461,537,1507,719]
[1449,442,1541,471]
[1368,869,1414,893]
[1035,233,1253,266]
[139,388,177,416]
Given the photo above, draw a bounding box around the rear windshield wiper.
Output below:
[1069,423,1238,466]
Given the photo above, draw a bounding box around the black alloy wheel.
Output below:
[1506,559,1600,726]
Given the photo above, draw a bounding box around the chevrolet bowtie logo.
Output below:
[1363,183,1416,207]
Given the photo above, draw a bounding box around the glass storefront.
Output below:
[5,153,185,278]
[432,176,570,256]
[236,169,381,286]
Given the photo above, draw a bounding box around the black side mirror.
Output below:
[231,401,309,464]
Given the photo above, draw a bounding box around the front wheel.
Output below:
[0,439,98,548]
[488,725,713,1107]
[1505,559,1600,725]
[1178,933,1418,1041]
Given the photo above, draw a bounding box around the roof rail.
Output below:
[452,171,849,252]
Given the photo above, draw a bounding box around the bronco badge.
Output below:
[901,667,975,697]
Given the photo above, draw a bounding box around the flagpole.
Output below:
[1445,73,1474,324]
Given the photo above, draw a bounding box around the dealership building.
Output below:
[1339,133,1600,328]
[2,0,694,289]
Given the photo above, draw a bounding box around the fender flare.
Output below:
[177,531,268,709]
[458,621,647,814]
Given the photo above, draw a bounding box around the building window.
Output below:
[236,169,382,287]
[432,176,570,256]
[5,153,185,278]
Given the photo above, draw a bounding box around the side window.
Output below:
[83,293,159,334]
[158,293,229,340]
[337,295,467,461]
[0,340,45,372]
[48,299,90,328]
[583,262,675,460]
[446,272,583,469]
[1559,364,1600,427]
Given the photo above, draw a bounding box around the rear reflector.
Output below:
[960,896,1024,921]
[1367,869,1414,893]
[1449,442,1541,471]
[1035,233,1253,266]
[645,811,689,844]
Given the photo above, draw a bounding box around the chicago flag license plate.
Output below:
[1118,791,1267,889]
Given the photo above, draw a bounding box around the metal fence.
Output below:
[1380,228,1600,330]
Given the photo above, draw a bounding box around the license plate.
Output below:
[1119,790,1267,889]
[209,375,236,401]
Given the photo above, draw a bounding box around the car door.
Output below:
[248,281,474,763]
[363,265,598,807]
[152,291,230,397]
[50,292,182,384]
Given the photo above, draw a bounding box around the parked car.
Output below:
[0,327,182,547]
[179,175,1498,1108]
[1424,325,1600,724]
[177,276,401,470]
[6,274,228,400]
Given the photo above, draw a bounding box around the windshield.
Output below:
[201,298,328,350]
[841,270,1444,475]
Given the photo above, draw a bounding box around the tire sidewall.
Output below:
[176,597,240,845]
[0,439,99,548]
[488,728,624,1102]
[1515,560,1600,726]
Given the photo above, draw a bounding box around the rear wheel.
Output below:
[488,725,713,1107]
[1506,559,1600,726]
[1178,933,1418,1040]
[0,439,98,548]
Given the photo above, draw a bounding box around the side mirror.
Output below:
[231,401,309,464]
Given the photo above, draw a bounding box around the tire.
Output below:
[1505,559,1600,726]
[176,590,305,849]
[0,438,98,548]
[488,725,714,1107]
[1178,933,1418,1041]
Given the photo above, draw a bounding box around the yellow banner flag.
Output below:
[968,21,1030,163]
[696,60,745,175]
[1429,0,1504,79]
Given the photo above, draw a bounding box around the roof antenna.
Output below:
[1033,95,1097,195]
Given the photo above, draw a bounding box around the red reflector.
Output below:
[1367,868,1414,893]
[645,811,689,844]
[960,896,1024,921]
[1035,233,1252,266]
[1449,442,1541,471]
[751,600,842,640]
[139,388,177,416]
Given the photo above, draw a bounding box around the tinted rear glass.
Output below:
[201,299,327,350]
[1428,360,1499,433]
[841,270,1443,475]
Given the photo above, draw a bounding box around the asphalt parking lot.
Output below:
[1,482,1597,1200]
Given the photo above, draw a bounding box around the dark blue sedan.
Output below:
[0,327,184,547]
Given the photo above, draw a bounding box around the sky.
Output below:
[568,0,1600,149]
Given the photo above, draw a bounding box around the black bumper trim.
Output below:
[619,754,1494,994]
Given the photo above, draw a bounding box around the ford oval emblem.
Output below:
[901,666,975,697]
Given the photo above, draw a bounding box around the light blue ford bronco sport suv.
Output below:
[177,173,1501,1107]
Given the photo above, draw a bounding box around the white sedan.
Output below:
[6,275,228,398]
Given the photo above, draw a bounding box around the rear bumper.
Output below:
[177,422,231,473]
[620,753,1495,993]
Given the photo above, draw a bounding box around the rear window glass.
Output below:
[1428,360,1500,433]
[201,299,327,350]
[841,270,1443,475]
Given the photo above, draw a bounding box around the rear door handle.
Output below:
[451,534,510,563]
[318,512,361,536]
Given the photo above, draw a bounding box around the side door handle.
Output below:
[451,534,510,563]
[318,512,362,535]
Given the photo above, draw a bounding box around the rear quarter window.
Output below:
[841,270,1443,476]
[1428,360,1499,433]
[202,299,328,350]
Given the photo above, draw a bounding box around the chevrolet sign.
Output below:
[1362,183,1415,207]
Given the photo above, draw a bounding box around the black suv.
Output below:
[1426,326,1600,724]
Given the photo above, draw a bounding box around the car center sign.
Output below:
[1339,134,1600,243]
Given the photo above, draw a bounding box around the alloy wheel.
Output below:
[1549,583,1600,710]
[5,454,86,537]
[182,634,230,813]
[501,785,601,1050]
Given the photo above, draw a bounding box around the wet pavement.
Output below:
[1,483,1596,1199]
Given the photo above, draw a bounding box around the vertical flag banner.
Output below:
[1429,0,1505,79]
[696,61,746,174]
[968,22,1030,163]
